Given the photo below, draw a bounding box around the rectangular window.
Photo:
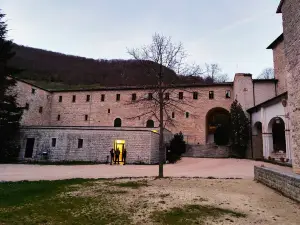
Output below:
[86,95,90,102]
[225,90,231,99]
[31,88,36,94]
[193,92,198,100]
[25,103,29,110]
[51,138,56,147]
[108,108,111,114]
[57,114,61,121]
[179,92,183,100]
[209,91,214,99]
[116,94,120,101]
[59,96,62,102]
[148,93,153,100]
[78,139,83,148]
[132,93,137,101]
[101,94,105,102]
[172,112,175,118]
[39,107,43,113]
[85,115,88,121]
[165,93,170,100]
[72,95,76,103]
[186,112,190,118]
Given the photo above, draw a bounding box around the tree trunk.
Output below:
[158,65,164,178]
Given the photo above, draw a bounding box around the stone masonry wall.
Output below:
[253,82,276,105]
[281,0,300,174]
[19,127,160,164]
[183,144,229,158]
[254,166,300,202]
[273,41,288,94]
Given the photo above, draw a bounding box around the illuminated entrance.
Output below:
[114,140,125,164]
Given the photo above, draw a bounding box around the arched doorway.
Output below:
[252,121,263,159]
[206,107,230,145]
[146,120,154,128]
[114,118,122,127]
[268,117,286,152]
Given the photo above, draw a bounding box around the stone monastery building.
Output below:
[14,32,293,165]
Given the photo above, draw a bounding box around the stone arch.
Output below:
[114,118,122,127]
[146,119,154,128]
[252,121,263,159]
[268,117,286,152]
[206,107,230,145]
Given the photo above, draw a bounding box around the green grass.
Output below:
[151,204,246,225]
[110,180,149,189]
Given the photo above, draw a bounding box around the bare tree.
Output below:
[257,68,274,79]
[204,63,229,82]
[127,33,202,178]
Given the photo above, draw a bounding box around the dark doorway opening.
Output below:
[146,119,154,128]
[25,138,35,158]
[114,118,122,127]
[272,117,286,152]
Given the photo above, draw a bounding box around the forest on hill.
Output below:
[9,45,214,88]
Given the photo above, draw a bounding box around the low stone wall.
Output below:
[254,166,300,202]
[183,144,229,158]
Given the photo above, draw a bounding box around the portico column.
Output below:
[285,130,292,161]
[262,133,272,158]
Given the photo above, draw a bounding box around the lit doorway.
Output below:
[114,140,125,164]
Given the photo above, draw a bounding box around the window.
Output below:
[72,95,76,102]
[132,93,137,101]
[39,107,43,113]
[116,94,120,101]
[25,103,29,110]
[85,115,88,121]
[114,118,122,127]
[78,139,83,148]
[172,112,175,118]
[148,93,153,100]
[31,88,36,94]
[209,91,214,99]
[57,114,61,121]
[59,96,62,102]
[86,95,90,102]
[165,93,170,100]
[186,112,190,118]
[179,92,183,100]
[146,120,154,128]
[225,90,231,99]
[193,92,198,100]
[51,138,56,147]
[101,94,105,102]
[108,108,111,114]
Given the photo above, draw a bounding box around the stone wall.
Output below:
[254,166,300,202]
[19,126,161,164]
[280,0,300,174]
[273,40,288,94]
[183,144,229,158]
[253,82,276,105]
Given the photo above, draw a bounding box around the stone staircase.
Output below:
[183,144,229,158]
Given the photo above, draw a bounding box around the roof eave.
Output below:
[266,33,284,49]
[276,0,285,13]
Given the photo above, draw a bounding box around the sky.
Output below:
[1,0,283,80]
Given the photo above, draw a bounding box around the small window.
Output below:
[179,92,183,100]
[114,118,122,127]
[209,91,214,99]
[193,92,198,100]
[78,139,83,148]
[146,120,154,128]
[148,93,153,100]
[85,115,88,121]
[57,114,61,121]
[59,96,62,102]
[172,112,175,118]
[72,95,76,103]
[225,90,231,99]
[31,88,36,94]
[101,94,105,102]
[132,93,137,101]
[108,109,111,114]
[25,103,29,110]
[86,95,90,102]
[51,138,56,147]
[186,112,190,118]
[165,93,170,100]
[39,107,43,113]
[116,94,120,101]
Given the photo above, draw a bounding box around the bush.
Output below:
[167,132,186,163]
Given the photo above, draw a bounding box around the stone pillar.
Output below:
[262,133,272,158]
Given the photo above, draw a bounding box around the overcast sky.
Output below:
[1,0,282,80]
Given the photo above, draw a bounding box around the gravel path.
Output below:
[0,158,292,181]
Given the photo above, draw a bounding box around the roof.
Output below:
[253,79,278,83]
[276,0,285,13]
[267,34,284,49]
[247,92,287,113]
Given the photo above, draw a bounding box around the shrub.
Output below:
[167,132,186,163]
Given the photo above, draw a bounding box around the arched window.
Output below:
[146,120,154,128]
[114,118,122,127]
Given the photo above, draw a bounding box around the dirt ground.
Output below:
[74,178,300,225]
